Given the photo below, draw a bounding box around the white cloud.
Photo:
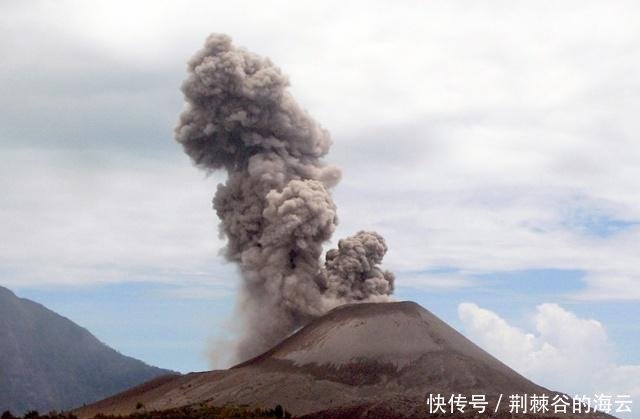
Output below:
[0,149,236,287]
[458,302,640,416]
[397,272,474,290]
[1,0,640,302]
[575,273,640,301]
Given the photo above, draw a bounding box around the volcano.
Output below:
[75,301,612,418]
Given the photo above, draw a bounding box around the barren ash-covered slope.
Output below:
[76,301,613,419]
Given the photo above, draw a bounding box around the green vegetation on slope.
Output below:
[2,404,293,419]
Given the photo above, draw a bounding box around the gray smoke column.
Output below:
[175,34,394,361]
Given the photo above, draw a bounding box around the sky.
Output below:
[1,0,639,413]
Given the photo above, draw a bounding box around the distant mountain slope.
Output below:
[76,301,613,419]
[0,285,175,414]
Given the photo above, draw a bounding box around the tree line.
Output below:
[1,404,292,419]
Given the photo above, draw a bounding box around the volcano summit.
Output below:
[75,301,611,419]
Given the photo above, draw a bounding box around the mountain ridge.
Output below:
[0,285,175,414]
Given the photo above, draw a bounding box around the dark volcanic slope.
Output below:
[77,301,612,419]
[0,286,174,414]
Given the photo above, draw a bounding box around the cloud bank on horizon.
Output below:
[459,302,640,418]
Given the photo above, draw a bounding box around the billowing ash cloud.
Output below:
[175,34,394,361]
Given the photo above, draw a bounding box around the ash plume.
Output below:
[175,34,394,362]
